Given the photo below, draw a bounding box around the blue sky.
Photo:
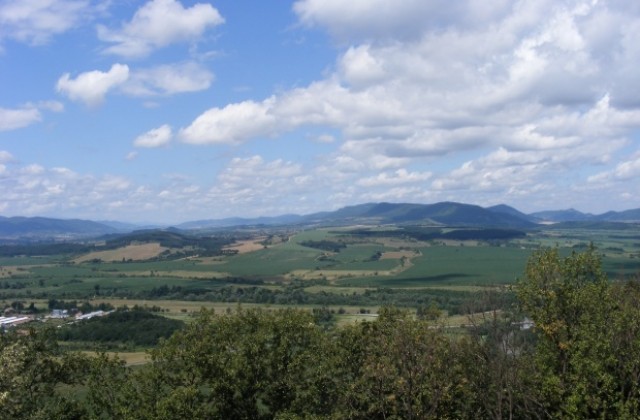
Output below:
[1,0,640,224]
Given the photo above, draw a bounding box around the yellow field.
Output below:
[223,238,267,254]
[0,266,29,278]
[74,243,169,263]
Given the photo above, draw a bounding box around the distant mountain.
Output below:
[303,201,536,228]
[528,208,640,223]
[595,209,640,222]
[176,214,303,230]
[96,220,143,232]
[180,203,640,228]
[0,216,117,240]
[529,209,594,222]
[2,202,638,240]
[486,204,539,222]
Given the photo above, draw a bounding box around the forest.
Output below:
[3,248,640,419]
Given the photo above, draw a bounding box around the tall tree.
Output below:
[517,247,618,417]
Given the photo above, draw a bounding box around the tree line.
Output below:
[3,248,640,418]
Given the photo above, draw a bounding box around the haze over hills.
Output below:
[1,202,639,241]
[0,216,118,240]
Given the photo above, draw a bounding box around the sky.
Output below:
[1,0,640,224]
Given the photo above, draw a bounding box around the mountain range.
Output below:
[1,202,639,240]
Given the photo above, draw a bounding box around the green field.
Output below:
[1,225,639,314]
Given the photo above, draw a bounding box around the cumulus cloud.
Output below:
[314,134,336,143]
[0,101,65,131]
[0,107,41,131]
[0,161,144,218]
[56,64,130,106]
[588,152,640,184]
[205,156,311,213]
[97,0,224,58]
[5,0,640,220]
[339,45,386,88]
[356,169,432,187]
[134,125,173,148]
[0,0,100,46]
[123,61,214,96]
[176,0,640,213]
[293,0,509,43]
[0,150,14,162]
[180,99,279,144]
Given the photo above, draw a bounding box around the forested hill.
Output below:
[2,202,640,239]
[179,201,539,229]
[302,201,537,227]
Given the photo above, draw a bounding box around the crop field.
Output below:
[73,243,169,263]
[1,225,638,312]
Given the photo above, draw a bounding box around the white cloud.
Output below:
[314,134,336,143]
[356,169,432,187]
[0,0,100,46]
[97,0,224,58]
[123,62,214,96]
[0,107,41,131]
[588,152,640,184]
[0,101,65,131]
[134,125,172,148]
[4,0,640,220]
[180,99,279,144]
[96,175,130,191]
[56,63,130,106]
[204,156,311,212]
[0,150,14,163]
[359,186,426,202]
[293,0,512,43]
[339,45,386,88]
[26,100,65,113]
[179,0,640,206]
[21,164,45,175]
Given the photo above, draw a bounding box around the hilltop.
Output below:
[1,201,639,241]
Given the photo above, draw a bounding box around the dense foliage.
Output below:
[3,248,640,418]
[298,240,347,252]
[138,283,476,315]
[56,309,184,347]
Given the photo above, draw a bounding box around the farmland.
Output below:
[0,223,638,319]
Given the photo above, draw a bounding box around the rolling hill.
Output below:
[303,202,536,228]
[2,202,639,240]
